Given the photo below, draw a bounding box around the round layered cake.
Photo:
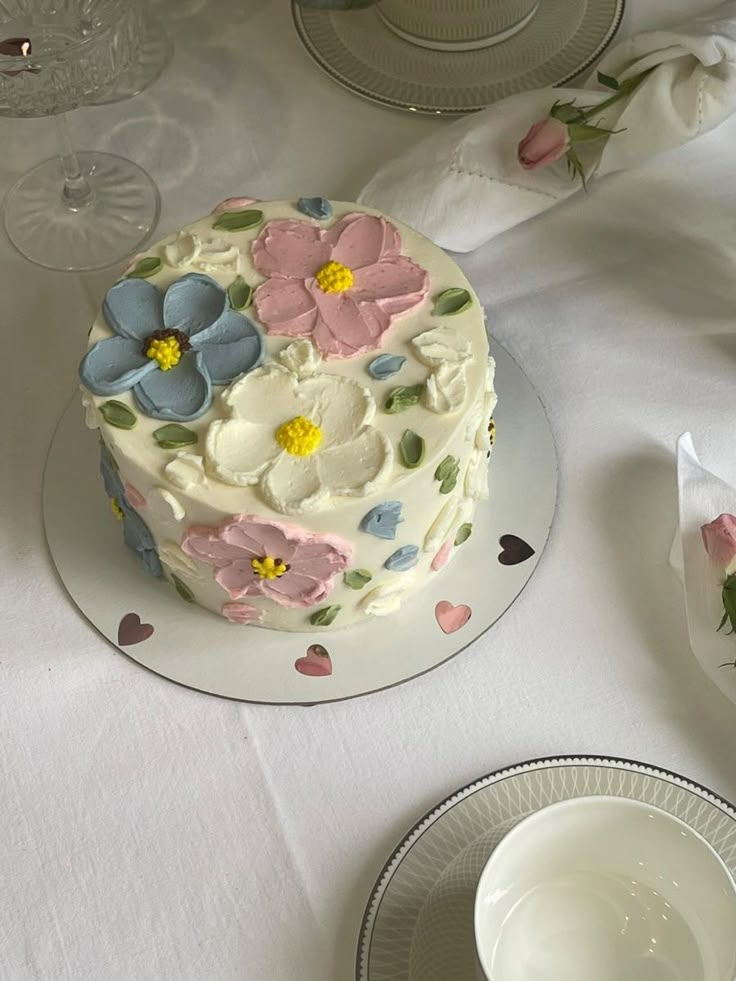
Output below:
[79,198,496,632]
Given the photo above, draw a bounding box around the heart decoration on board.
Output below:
[117,612,155,646]
[498,534,535,566]
[295,644,333,677]
[435,601,472,635]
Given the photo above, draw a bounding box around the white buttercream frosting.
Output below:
[164,231,240,274]
[158,541,202,579]
[360,576,415,616]
[165,452,207,491]
[80,386,98,430]
[278,339,321,379]
[147,487,185,521]
[412,325,472,367]
[425,362,467,414]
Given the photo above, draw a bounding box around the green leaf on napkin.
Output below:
[597,71,619,90]
[720,574,736,634]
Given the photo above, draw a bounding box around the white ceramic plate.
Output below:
[292,0,625,115]
[357,756,736,981]
[42,338,556,705]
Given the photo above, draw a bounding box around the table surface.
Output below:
[4,1,736,978]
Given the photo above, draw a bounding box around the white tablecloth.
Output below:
[4,1,736,978]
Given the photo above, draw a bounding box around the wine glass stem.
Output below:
[54,114,94,211]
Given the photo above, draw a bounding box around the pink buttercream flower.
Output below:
[701,514,736,575]
[182,514,352,608]
[221,601,262,624]
[252,212,429,358]
[431,540,452,571]
[212,196,258,214]
[124,482,146,509]
[517,117,570,170]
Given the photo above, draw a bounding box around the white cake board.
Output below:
[43,339,557,705]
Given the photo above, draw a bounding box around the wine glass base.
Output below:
[3,151,160,271]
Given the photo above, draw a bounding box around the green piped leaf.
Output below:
[399,430,425,469]
[153,424,198,450]
[435,454,459,494]
[171,574,195,603]
[125,256,161,279]
[343,569,372,590]
[454,522,473,546]
[384,383,424,414]
[310,605,341,627]
[227,275,253,310]
[435,455,459,482]
[99,400,137,430]
[212,209,263,232]
[432,288,472,316]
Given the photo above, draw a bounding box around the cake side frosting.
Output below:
[80,199,496,631]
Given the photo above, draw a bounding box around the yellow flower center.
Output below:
[110,498,124,521]
[315,260,354,294]
[251,556,289,580]
[146,335,183,371]
[275,415,322,456]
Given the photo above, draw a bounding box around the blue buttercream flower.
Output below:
[80,273,264,422]
[100,443,162,577]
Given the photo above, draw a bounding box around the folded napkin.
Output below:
[672,433,736,707]
[359,1,736,251]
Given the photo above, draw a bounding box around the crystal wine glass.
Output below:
[0,0,160,271]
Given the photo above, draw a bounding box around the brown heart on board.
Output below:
[117,612,155,646]
[295,644,332,677]
[498,534,535,566]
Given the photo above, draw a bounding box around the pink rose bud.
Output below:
[517,117,570,171]
[701,514,736,575]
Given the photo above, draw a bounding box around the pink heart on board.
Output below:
[435,601,472,635]
[295,644,332,677]
[117,612,155,646]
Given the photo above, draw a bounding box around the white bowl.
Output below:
[474,796,736,981]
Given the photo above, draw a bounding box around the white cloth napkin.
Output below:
[359,1,736,251]
[673,433,736,707]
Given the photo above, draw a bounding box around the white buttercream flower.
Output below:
[164,231,240,274]
[206,363,393,514]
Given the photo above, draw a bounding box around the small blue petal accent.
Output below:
[367,354,407,381]
[384,545,420,572]
[360,501,403,540]
[297,196,333,220]
[99,444,161,577]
